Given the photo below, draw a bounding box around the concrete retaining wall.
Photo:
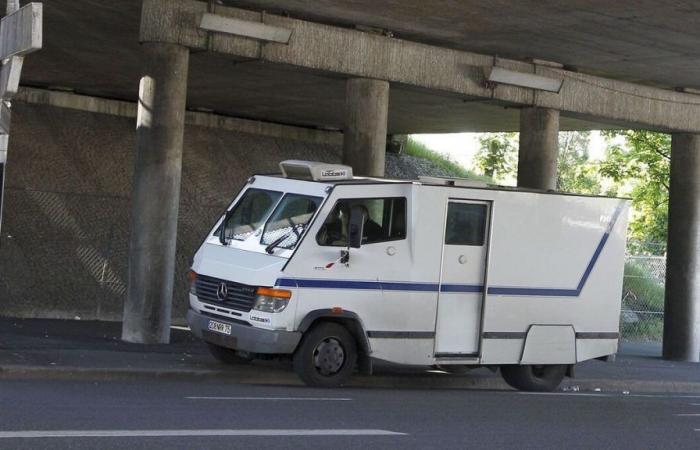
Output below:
[0,101,341,322]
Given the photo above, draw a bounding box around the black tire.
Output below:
[500,364,567,392]
[206,342,252,365]
[293,322,357,387]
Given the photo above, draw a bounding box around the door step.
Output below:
[434,354,480,364]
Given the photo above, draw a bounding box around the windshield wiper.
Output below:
[265,223,306,254]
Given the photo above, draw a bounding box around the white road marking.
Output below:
[623,394,700,399]
[519,392,610,398]
[0,429,405,439]
[691,403,700,406]
[186,396,352,401]
[518,392,700,399]
[674,413,700,417]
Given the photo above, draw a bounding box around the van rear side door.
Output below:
[434,200,490,356]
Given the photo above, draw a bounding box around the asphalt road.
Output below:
[1,379,700,449]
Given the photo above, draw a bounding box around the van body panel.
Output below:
[520,325,577,365]
[576,338,619,362]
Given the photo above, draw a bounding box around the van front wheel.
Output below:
[500,364,567,392]
[293,322,357,388]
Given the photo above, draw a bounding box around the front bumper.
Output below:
[187,309,301,354]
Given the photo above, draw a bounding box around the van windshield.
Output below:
[217,188,322,253]
[220,189,283,242]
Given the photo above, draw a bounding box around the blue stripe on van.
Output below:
[276,201,625,298]
[276,278,381,290]
[440,284,484,293]
[486,287,578,297]
[382,282,439,292]
[575,203,625,292]
[277,278,439,291]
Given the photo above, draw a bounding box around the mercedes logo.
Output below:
[216,282,228,301]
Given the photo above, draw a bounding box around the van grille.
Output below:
[194,274,257,312]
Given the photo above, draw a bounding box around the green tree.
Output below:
[474,133,517,182]
[557,131,602,194]
[474,131,602,193]
[600,130,670,252]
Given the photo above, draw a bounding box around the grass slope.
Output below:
[405,137,490,181]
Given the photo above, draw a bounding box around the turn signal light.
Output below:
[256,287,292,299]
[187,270,197,294]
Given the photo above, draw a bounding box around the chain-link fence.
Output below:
[620,243,666,342]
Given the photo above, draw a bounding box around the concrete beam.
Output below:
[664,133,700,362]
[139,0,700,133]
[199,12,292,44]
[343,78,389,177]
[14,87,342,146]
[0,2,42,61]
[517,107,559,190]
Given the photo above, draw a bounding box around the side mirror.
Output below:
[347,206,366,249]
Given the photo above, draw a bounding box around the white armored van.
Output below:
[187,160,629,391]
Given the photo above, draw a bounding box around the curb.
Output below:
[2,364,700,394]
[559,378,700,395]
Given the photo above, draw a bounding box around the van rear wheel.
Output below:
[501,364,567,392]
[293,322,357,388]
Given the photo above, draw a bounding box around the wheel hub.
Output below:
[313,337,345,376]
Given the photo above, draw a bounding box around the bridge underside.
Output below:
[23,0,687,134]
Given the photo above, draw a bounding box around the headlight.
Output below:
[253,287,292,313]
[188,270,197,295]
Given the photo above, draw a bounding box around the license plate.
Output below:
[207,320,232,335]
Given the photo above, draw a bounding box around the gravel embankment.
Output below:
[384,152,460,180]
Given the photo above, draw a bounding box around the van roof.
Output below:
[256,173,630,201]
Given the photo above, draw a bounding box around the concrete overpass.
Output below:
[3,0,700,361]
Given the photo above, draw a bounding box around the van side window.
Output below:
[445,203,487,246]
[316,197,406,246]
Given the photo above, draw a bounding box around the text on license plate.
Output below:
[207,320,232,335]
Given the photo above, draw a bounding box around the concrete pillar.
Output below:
[343,78,390,177]
[122,43,190,344]
[0,136,6,239]
[663,133,700,362]
[517,107,559,190]
[1,1,20,238]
